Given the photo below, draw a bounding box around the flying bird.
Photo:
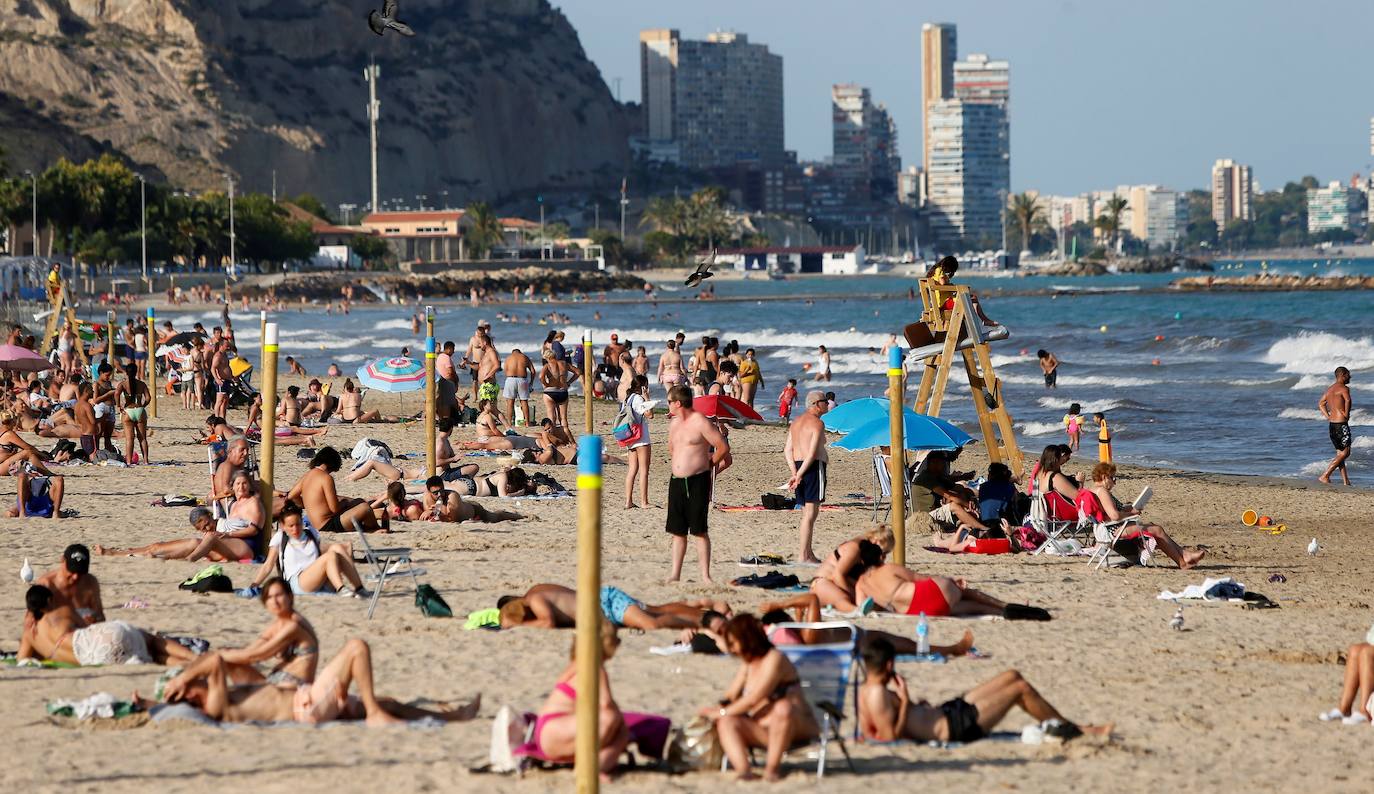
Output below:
[1307,537,1319,556]
[685,250,716,287]
[368,0,415,37]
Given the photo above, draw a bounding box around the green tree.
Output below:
[1009,192,1048,254]
[684,187,729,250]
[640,196,688,237]
[350,234,391,270]
[1093,194,1129,257]
[291,193,335,223]
[464,201,503,260]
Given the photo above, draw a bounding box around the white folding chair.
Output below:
[723,622,859,780]
[871,453,893,518]
[348,517,426,619]
[1085,515,1150,570]
[1028,492,1077,555]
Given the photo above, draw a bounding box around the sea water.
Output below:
[165,257,1374,485]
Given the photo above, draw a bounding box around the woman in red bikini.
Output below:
[853,541,1051,620]
[1033,445,1080,522]
[530,621,629,780]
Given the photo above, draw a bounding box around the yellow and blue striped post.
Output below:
[425,335,437,478]
[146,307,158,419]
[888,346,906,565]
[574,434,603,794]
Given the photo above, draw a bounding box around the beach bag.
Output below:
[1011,524,1047,553]
[179,564,233,593]
[761,493,795,510]
[415,584,453,617]
[487,705,530,773]
[612,401,643,447]
[668,716,723,770]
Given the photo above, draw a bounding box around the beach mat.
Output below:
[718,505,844,512]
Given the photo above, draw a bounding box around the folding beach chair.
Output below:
[1084,514,1152,571]
[1028,491,1080,556]
[348,517,425,619]
[871,452,925,519]
[723,621,859,780]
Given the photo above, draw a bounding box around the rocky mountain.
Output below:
[0,0,632,206]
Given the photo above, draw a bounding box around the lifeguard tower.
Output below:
[903,279,1023,476]
[40,282,89,368]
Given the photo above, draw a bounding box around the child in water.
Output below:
[1063,403,1083,451]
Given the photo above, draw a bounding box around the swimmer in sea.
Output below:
[1037,349,1059,389]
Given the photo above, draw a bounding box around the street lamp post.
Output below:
[139,175,147,283]
[226,175,236,275]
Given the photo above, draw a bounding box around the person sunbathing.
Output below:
[372,481,425,522]
[243,501,369,598]
[758,593,975,658]
[19,585,195,667]
[1319,635,1374,724]
[33,544,103,624]
[0,410,57,476]
[700,614,819,781]
[421,475,523,523]
[810,525,894,612]
[286,446,387,533]
[1079,463,1205,569]
[154,636,479,726]
[858,637,1110,744]
[195,577,320,689]
[497,582,732,631]
[531,621,629,780]
[853,541,1050,620]
[8,469,64,519]
[97,500,258,562]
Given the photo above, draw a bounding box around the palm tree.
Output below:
[639,195,688,237]
[464,201,503,260]
[1009,192,1047,254]
[1094,194,1129,257]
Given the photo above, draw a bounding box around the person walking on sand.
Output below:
[1319,366,1353,485]
[665,385,730,584]
[784,391,829,564]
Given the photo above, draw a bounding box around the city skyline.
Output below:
[558,0,1374,195]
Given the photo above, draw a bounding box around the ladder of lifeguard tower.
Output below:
[41,285,90,367]
[910,282,1023,477]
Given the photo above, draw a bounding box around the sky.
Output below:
[556,0,1374,196]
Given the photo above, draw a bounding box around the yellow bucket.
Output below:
[1241,509,1258,526]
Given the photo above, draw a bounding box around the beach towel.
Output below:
[47,693,137,720]
[1157,577,1245,601]
[730,570,801,589]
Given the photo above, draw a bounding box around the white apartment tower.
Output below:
[1211,159,1252,231]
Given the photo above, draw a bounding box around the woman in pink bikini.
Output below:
[530,621,629,780]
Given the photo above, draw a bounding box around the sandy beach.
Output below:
[1,383,1371,793]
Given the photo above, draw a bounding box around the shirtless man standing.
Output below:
[463,322,489,401]
[784,391,829,564]
[34,544,104,624]
[211,340,234,418]
[665,386,730,584]
[657,340,684,395]
[73,383,99,458]
[1319,367,1353,485]
[502,348,537,427]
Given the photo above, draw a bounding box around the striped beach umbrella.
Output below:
[356,356,426,392]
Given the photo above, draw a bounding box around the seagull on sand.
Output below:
[1307,537,1319,556]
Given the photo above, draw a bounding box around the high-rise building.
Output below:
[921,23,956,175]
[926,99,1009,244]
[954,54,1010,105]
[1211,159,1252,231]
[897,166,925,207]
[637,29,784,170]
[1308,181,1364,233]
[832,84,901,203]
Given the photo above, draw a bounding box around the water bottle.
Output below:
[916,612,930,655]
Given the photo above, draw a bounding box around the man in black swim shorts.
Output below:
[664,386,730,584]
[1318,366,1353,485]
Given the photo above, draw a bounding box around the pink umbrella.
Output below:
[0,344,53,373]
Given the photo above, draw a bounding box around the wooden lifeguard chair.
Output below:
[903,280,1023,476]
[40,284,89,367]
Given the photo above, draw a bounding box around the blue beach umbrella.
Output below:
[823,397,893,434]
[830,411,974,452]
[356,356,426,393]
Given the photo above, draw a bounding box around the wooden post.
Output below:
[425,304,435,339]
[887,346,906,566]
[582,329,593,436]
[574,434,603,794]
[425,336,436,478]
[146,307,157,419]
[106,310,116,367]
[259,322,279,552]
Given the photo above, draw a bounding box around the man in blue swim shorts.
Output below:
[496,583,733,631]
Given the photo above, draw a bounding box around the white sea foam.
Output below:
[372,318,416,331]
[1002,372,1161,388]
[1278,407,1374,426]
[1263,332,1374,375]
[1018,421,1064,437]
[1036,397,1130,413]
[1226,377,1288,387]
[1291,373,1374,391]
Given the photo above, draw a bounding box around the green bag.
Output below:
[415,584,452,617]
